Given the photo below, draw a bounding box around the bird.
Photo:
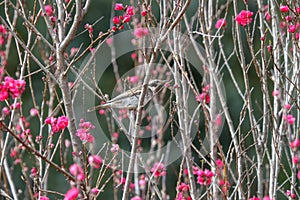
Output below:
[87,79,168,111]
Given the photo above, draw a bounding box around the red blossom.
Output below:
[151,162,166,177]
[44,5,53,16]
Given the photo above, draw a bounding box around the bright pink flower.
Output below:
[292,156,299,164]
[280,5,289,13]
[88,155,103,169]
[284,103,291,110]
[84,24,93,34]
[290,138,300,149]
[115,3,124,11]
[123,15,131,23]
[76,119,95,143]
[0,36,5,46]
[2,106,9,115]
[10,148,18,158]
[113,16,120,24]
[196,169,214,186]
[215,114,222,126]
[151,162,166,177]
[297,171,300,180]
[64,188,79,200]
[283,114,295,125]
[39,196,49,200]
[44,5,53,16]
[177,182,190,191]
[126,6,135,16]
[288,24,296,33]
[31,167,37,177]
[296,7,300,13]
[265,12,271,21]
[285,15,292,22]
[235,10,253,26]
[141,11,147,17]
[99,109,105,115]
[216,159,224,168]
[57,116,68,129]
[263,196,273,200]
[215,18,226,29]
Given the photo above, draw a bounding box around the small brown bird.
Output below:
[88,79,168,111]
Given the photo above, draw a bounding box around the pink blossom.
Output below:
[296,7,300,13]
[91,188,99,195]
[283,114,295,125]
[265,12,271,21]
[64,188,79,200]
[2,107,9,115]
[290,138,300,149]
[215,114,222,126]
[285,15,292,22]
[292,156,299,164]
[39,196,50,200]
[88,155,103,169]
[215,18,226,29]
[69,163,85,181]
[283,103,291,110]
[30,108,39,116]
[123,15,131,23]
[76,119,95,143]
[57,116,69,129]
[113,16,121,24]
[115,3,124,11]
[31,167,37,177]
[280,5,289,13]
[235,10,253,26]
[0,36,5,46]
[128,75,139,83]
[126,6,135,16]
[111,144,120,153]
[272,89,280,97]
[216,159,224,168]
[106,37,113,46]
[99,109,105,115]
[151,162,166,177]
[131,196,142,200]
[134,27,148,38]
[297,171,300,180]
[196,169,214,186]
[263,196,273,200]
[288,24,296,33]
[84,24,93,34]
[44,5,53,16]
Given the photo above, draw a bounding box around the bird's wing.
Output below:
[107,86,140,102]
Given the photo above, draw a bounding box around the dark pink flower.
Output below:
[235,10,253,26]
[64,188,79,200]
[265,12,271,21]
[151,162,166,177]
[215,18,226,29]
[115,3,124,11]
[288,24,296,33]
[123,15,131,23]
[280,5,289,13]
[69,163,85,181]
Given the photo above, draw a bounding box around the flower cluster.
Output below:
[151,162,166,177]
[112,3,135,31]
[88,155,103,169]
[45,116,68,134]
[193,166,214,186]
[0,76,26,101]
[75,119,95,143]
[196,84,210,104]
[44,5,56,23]
[69,163,85,181]
[235,10,253,26]
[0,24,7,47]
[176,183,191,200]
